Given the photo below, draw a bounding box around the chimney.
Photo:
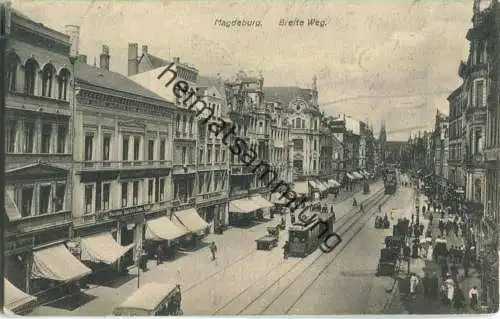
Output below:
[77,54,87,64]
[173,57,180,63]
[65,25,80,58]
[99,45,110,71]
[128,43,138,76]
[142,45,148,54]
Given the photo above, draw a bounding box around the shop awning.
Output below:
[80,233,135,265]
[251,195,273,209]
[31,244,92,282]
[353,172,364,179]
[4,279,36,313]
[362,169,370,176]
[328,179,341,188]
[229,198,257,213]
[346,173,355,180]
[270,193,289,205]
[308,180,319,189]
[146,217,189,241]
[173,209,209,234]
[293,182,309,194]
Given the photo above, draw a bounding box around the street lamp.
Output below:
[135,244,141,288]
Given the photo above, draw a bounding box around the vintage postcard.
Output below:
[1,0,499,316]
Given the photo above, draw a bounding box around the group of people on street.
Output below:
[406,179,481,313]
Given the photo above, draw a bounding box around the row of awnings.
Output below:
[229,194,273,213]
[4,279,37,314]
[346,170,371,180]
[26,208,211,285]
[309,179,341,192]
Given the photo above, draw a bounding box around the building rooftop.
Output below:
[76,61,167,102]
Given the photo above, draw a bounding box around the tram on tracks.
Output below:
[383,166,397,195]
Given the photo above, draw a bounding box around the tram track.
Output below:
[183,185,383,295]
[212,188,389,315]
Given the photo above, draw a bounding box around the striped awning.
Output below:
[251,195,273,209]
[229,198,257,213]
[145,217,189,241]
[4,279,36,313]
[293,182,309,195]
[31,244,92,282]
[80,233,135,265]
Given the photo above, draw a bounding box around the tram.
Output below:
[383,167,397,194]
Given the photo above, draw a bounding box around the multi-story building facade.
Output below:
[70,42,183,272]
[469,0,500,311]
[3,8,82,297]
[127,46,215,232]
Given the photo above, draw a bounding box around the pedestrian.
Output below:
[463,253,470,277]
[422,272,430,299]
[440,281,448,305]
[410,273,419,297]
[283,240,290,259]
[445,275,455,305]
[468,285,479,311]
[429,213,433,225]
[156,243,163,265]
[209,241,217,261]
[453,287,465,313]
[430,272,439,300]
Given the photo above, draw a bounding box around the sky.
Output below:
[11,0,474,140]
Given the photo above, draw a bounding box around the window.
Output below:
[95,183,101,212]
[41,124,52,153]
[206,173,212,193]
[57,125,68,153]
[148,179,154,203]
[133,137,140,160]
[6,120,17,153]
[84,133,94,161]
[155,178,160,202]
[314,140,317,151]
[198,173,204,193]
[55,184,65,211]
[207,145,212,164]
[221,149,226,163]
[24,122,34,153]
[133,181,139,205]
[160,138,166,160]
[58,69,70,100]
[121,183,128,207]
[295,117,301,129]
[7,54,17,92]
[475,129,483,154]
[122,135,129,161]
[25,59,37,95]
[21,186,34,217]
[159,179,165,201]
[199,149,204,165]
[215,146,220,163]
[42,64,54,97]
[84,185,93,214]
[214,172,220,191]
[475,80,484,107]
[148,139,154,161]
[182,147,187,164]
[103,134,111,161]
[102,183,110,210]
[302,119,305,128]
[293,139,303,152]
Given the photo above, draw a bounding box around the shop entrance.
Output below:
[121,226,135,267]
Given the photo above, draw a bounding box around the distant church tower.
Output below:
[379,121,387,162]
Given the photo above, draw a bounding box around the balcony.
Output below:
[464,153,485,168]
[172,162,197,174]
[484,147,500,162]
[198,162,229,171]
[231,164,254,175]
[254,132,269,140]
[466,107,487,124]
[10,210,72,234]
[230,188,249,198]
[78,160,172,172]
[174,130,196,141]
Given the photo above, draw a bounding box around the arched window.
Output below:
[25,58,38,95]
[7,52,19,92]
[42,64,55,97]
[58,68,70,100]
[295,117,301,129]
[176,114,181,131]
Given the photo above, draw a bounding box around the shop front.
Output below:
[172,208,209,249]
[196,192,229,234]
[228,194,272,225]
[144,215,189,260]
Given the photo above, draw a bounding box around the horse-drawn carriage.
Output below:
[376,235,403,276]
[256,225,280,251]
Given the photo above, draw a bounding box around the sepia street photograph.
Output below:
[1,0,499,316]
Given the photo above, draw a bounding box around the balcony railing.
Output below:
[11,210,72,233]
[79,160,172,171]
[230,189,249,197]
[172,197,196,207]
[197,191,228,203]
[174,130,196,140]
[231,165,254,175]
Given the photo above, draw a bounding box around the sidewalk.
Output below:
[383,188,483,314]
[30,181,383,316]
